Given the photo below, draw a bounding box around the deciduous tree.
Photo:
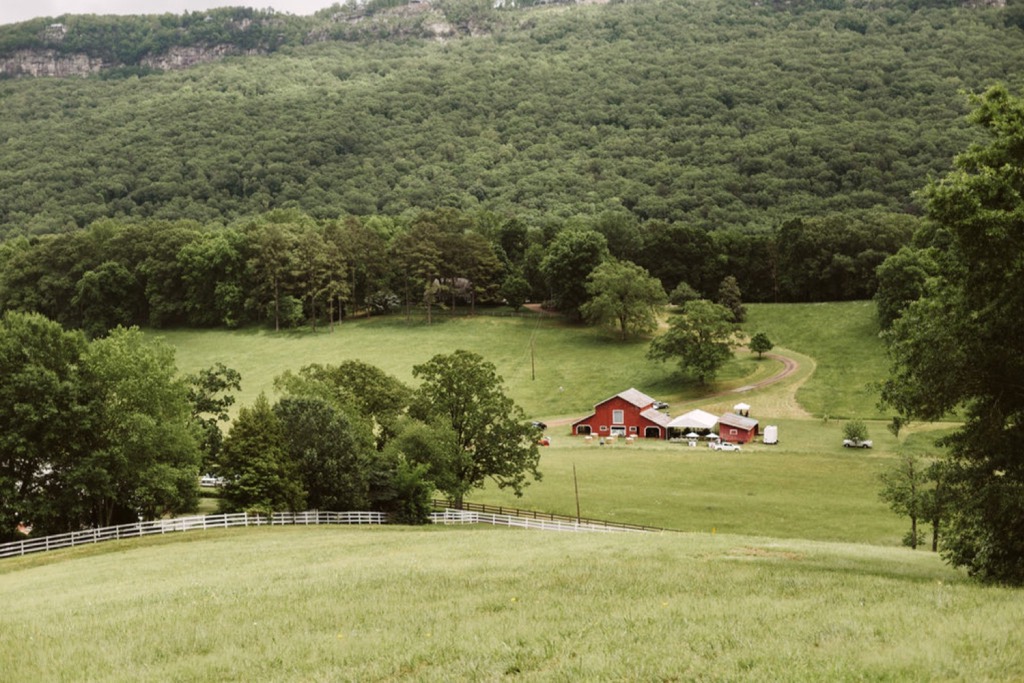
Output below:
[218,393,305,514]
[580,259,666,340]
[407,350,541,506]
[749,331,774,359]
[540,228,609,320]
[648,300,737,385]
[880,85,1024,584]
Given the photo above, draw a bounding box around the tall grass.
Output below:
[1,527,1020,682]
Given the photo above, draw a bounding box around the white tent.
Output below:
[733,402,751,413]
[668,409,719,431]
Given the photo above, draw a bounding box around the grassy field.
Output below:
[2,526,1021,682]
[157,302,953,543]
[159,302,890,423]
[742,302,889,420]
[471,419,955,546]
[3,302,1012,681]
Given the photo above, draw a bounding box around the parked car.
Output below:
[652,401,669,410]
[199,475,225,487]
[843,438,873,448]
[531,420,547,430]
[712,441,742,452]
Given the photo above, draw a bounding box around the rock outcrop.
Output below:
[0,44,263,79]
[0,49,107,78]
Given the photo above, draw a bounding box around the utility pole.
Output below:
[573,463,581,523]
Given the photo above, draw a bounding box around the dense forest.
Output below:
[1,0,1022,234]
[0,0,1022,328]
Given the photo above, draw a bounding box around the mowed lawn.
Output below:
[2,526,1021,682]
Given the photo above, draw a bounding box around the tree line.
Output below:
[0,311,540,542]
[0,206,917,338]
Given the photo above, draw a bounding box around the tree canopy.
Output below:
[1,1,1022,239]
[879,85,1024,584]
[407,350,541,506]
[0,313,202,538]
[648,299,738,385]
[580,259,666,340]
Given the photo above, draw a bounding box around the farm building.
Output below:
[571,388,671,439]
[718,412,759,444]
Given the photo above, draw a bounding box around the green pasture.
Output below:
[159,301,892,423]
[742,301,889,420]
[2,526,1021,682]
[473,418,955,546]
[159,302,956,543]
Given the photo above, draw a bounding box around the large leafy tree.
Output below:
[218,393,305,514]
[540,228,609,320]
[880,85,1024,584]
[874,246,939,330]
[273,396,374,511]
[76,327,202,526]
[407,350,541,506]
[274,360,411,451]
[648,300,737,385]
[0,312,89,539]
[185,362,242,472]
[580,259,667,340]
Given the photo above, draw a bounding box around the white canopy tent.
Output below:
[668,409,719,431]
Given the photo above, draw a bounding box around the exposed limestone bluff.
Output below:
[0,45,263,78]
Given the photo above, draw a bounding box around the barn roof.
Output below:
[612,388,657,409]
[719,412,759,430]
[640,409,671,427]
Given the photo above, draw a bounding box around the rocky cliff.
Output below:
[0,44,265,79]
[0,49,107,78]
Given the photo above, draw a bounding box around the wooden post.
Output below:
[573,463,581,523]
[531,337,536,381]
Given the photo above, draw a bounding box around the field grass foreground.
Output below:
[1,526,1020,682]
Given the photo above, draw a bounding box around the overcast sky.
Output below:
[1,2,335,27]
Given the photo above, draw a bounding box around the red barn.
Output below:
[571,388,671,439]
[718,412,759,444]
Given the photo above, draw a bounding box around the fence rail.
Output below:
[431,499,673,533]
[1,504,665,560]
[0,511,388,559]
[429,508,648,533]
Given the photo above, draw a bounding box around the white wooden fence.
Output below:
[0,508,649,560]
[0,511,387,559]
[429,508,649,534]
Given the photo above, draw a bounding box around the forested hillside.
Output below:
[0,0,1022,331]
[1,0,1022,238]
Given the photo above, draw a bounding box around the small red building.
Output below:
[572,388,671,439]
[718,412,759,444]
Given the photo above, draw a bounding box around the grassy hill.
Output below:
[2,526,1021,681]
[1,302,1000,680]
